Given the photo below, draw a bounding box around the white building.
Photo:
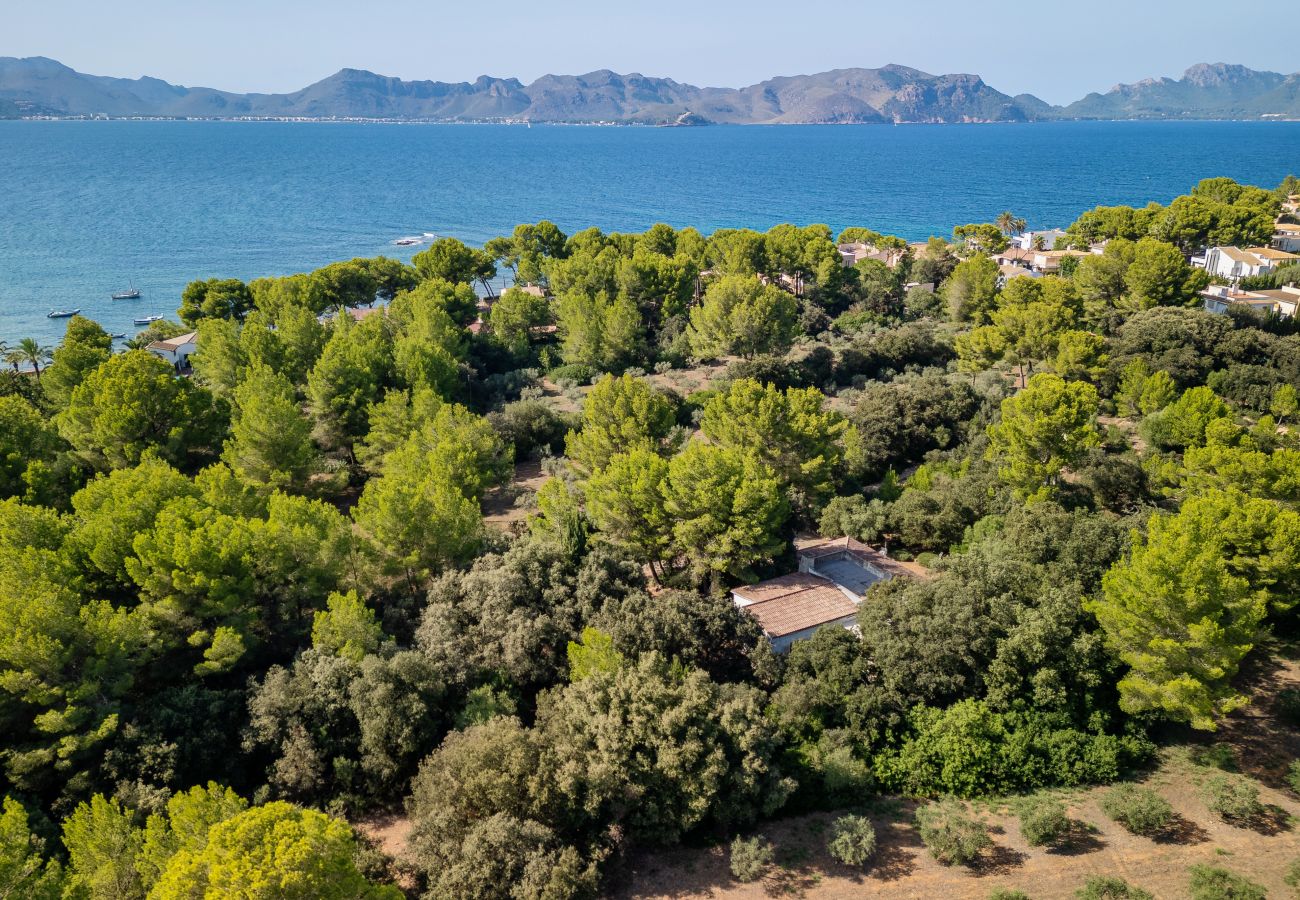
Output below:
[731,537,925,652]
[1273,224,1300,254]
[1202,246,1300,282]
[1012,229,1068,251]
[145,331,198,369]
[1202,284,1300,318]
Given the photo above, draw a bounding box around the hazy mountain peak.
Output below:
[1,56,1296,123]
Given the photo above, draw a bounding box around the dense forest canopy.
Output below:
[0,175,1298,898]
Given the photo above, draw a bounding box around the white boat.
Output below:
[111,287,141,300]
[47,308,80,318]
[393,236,423,246]
[133,314,163,326]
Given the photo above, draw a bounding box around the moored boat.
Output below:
[111,287,141,300]
[47,308,80,318]
[133,314,163,325]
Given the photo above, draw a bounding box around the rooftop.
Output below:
[797,536,931,580]
[734,575,859,638]
[147,331,198,351]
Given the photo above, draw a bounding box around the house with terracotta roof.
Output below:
[837,243,905,269]
[1028,248,1089,274]
[731,537,925,652]
[146,331,198,370]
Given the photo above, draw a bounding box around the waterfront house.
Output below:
[1012,229,1068,251]
[1202,246,1300,282]
[731,537,925,652]
[146,331,198,371]
[1029,249,1089,274]
[998,263,1041,286]
[1202,283,1300,318]
[994,247,1035,267]
[837,242,905,268]
[1273,224,1300,254]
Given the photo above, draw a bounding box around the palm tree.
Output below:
[7,338,52,379]
[1012,217,1027,236]
[995,211,1016,235]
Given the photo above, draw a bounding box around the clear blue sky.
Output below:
[6,0,1297,105]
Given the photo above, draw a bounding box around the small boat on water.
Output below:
[111,287,141,300]
[47,308,80,318]
[133,314,163,326]
[393,236,423,246]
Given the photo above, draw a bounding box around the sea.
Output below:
[1,119,1298,344]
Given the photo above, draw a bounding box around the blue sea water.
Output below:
[1,119,1298,343]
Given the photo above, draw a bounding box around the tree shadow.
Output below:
[867,842,918,882]
[763,867,820,897]
[1046,819,1107,856]
[970,844,1028,877]
[1152,813,1210,845]
[1241,804,1294,836]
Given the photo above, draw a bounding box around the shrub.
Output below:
[1187,865,1267,900]
[1190,743,1237,771]
[989,892,1031,900]
[1278,688,1300,726]
[826,814,877,868]
[549,363,595,387]
[729,835,773,883]
[1076,876,1155,899]
[1202,773,1263,824]
[1100,785,1172,836]
[1019,796,1070,847]
[915,799,991,866]
[1285,856,1300,894]
[1290,760,1300,794]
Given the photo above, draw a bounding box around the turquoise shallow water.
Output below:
[1,119,1298,342]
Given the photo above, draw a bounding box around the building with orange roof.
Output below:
[732,537,926,652]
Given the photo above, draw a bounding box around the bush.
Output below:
[989,892,1031,900]
[1099,785,1172,836]
[1076,876,1155,899]
[549,363,596,387]
[915,799,991,866]
[1290,759,1300,794]
[489,399,571,459]
[1286,856,1300,894]
[826,814,877,868]
[1190,743,1237,771]
[1202,773,1263,824]
[1187,865,1267,900]
[729,835,773,883]
[1019,796,1070,847]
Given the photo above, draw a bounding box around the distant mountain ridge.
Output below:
[1,57,1297,124]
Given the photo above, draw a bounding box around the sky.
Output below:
[6,0,1298,105]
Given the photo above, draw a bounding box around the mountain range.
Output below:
[2,57,1298,124]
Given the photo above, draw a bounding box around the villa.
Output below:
[146,331,199,371]
[1273,223,1300,254]
[732,537,926,652]
[1202,283,1300,318]
[1202,246,1300,282]
[1011,229,1068,251]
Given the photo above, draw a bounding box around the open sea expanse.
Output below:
[1,119,1298,343]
